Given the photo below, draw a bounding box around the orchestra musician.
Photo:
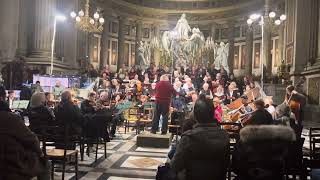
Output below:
[80,92,97,115]
[199,83,213,100]
[110,79,125,100]
[246,99,273,125]
[213,97,223,123]
[109,94,126,138]
[45,92,56,109]
[96,91,111,110]
[284,85,306,126]
[224,82,240,104]
[183,78,196,103]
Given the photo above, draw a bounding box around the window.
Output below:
[254,43,261,68]
[112,22,118,33]
[131,43,135,65]
[111,41,118,65]
[241,45,247,69]
[108,21,112,33]
[233,45,240,69]
[143,28,149,38]
[125,25,130,35]
[215,29,220,40]
[274,39,280,67]
[91,36,99,62]
[221,28,228,39]
[234,26,241,38]
[124,43,129,66]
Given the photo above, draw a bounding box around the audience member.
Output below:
[0,86,49,180]
[171,96,229,180]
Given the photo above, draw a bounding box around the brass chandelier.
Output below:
[70,0,105,33]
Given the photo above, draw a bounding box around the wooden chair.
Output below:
[38,126,79,180]
[124,107,140,134]
[83,113,110,162]
[309,127,320,160]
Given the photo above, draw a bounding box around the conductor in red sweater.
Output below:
[151,75,176,135]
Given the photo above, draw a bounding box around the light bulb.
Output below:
[79,10,84,17]
[269,12,276,18]
[94,12,99,19]
[76,16,81,22]
[280,14,287,21]
[99,18,105,24]
[247,19,253,25]
[275,19,281,25]
[89,18,95,25]
[250,13,261,20]
[70,11,76,18]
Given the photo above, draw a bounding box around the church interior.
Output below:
[0,0,320,179]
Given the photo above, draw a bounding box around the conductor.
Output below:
[151,75,176,135]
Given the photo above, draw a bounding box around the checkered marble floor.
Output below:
[52,130,170,180]
[49,120,320,180]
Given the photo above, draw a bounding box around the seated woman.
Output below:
[28,92,55,133]
[170,95,229,180]
[199,83,213,100]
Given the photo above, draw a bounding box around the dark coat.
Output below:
[171,123,229,180]
[249,109,273,125]
[233,125,296,180]
[54,101,83,136]
[0,111,45,180]
[28,105,55,133]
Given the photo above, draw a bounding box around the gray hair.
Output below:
[30,92,46,108]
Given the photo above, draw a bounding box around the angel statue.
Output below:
[183,28,205,62]
[173,13,191,40]
[214,42,230,74]
[137,41,150,66]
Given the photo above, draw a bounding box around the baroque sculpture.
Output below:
[137,41,151,66]
[214,42,230,74]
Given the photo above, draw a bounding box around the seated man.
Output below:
[0,86,49,180]
[171,96,229,180]
[247,100,273,126]
[54,90,83,137]
[81,91,97,115]
[28,92,55,134]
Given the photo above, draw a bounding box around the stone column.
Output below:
[245,26,254,75]
[30,0,56,58]
[117,16,126,70]
[153,23,161,66]
[135,19,143,65]
[16,0,28,57]
[210,23,217,66]
[262,0,272,79]
[100,17,110,69]
[227,22,235,74]
[278,23,285,62]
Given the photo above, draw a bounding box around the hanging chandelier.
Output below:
[70,0,105,33]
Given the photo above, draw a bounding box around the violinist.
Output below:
[224,82,240,104]
[45,92,56,109]
[247,99,273,125]
[110,79,125,100]
[81,92,97,115]
[96,91,111,110]
[110,94,126,138]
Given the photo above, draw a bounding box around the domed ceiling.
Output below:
[121,0,254,10]
[99,0,265,24]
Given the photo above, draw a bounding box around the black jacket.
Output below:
[28,105,55,133]
[54,101,83,135]
[171,123,229,180]
[249,109,273,125]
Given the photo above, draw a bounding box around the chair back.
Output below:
[309,127,320,160]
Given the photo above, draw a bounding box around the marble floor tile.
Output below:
[120,156,167,170]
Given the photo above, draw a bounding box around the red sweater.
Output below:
[155,81,175,104]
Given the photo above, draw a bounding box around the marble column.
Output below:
[30,0,56,58]
[16,0,28,57]
[100,17,110,69]
[210,23,217,66]
[117,16,126,70]
[153,24,161,66]
[0,0,20,62]
[135,19,142,65]
[262,0,272,79]
[245,26,254,75]
[278,23,285,63]
[308,0,319,64]
[227,22,235,74]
